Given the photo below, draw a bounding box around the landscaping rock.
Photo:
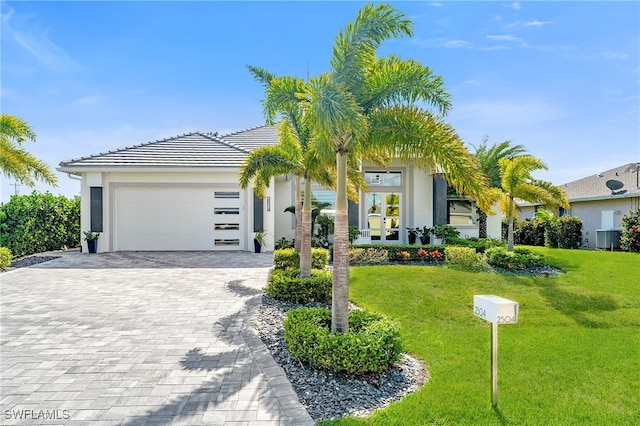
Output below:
[255,295,428,421]
[3,255,60,272]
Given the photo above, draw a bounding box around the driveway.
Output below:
[0,251,314,426]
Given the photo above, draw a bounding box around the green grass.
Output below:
[323,248,640,425]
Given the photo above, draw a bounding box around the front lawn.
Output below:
[323,248,639,425]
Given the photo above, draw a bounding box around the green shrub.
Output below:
[349,247,390,264]
[0,247,12,269]
[311,248,329,269]
[485,247,545,270]
[349,244,447,265]
[445,246,484,269]
[557,216,583,249]
[446,237,505,253]
[514,219,546,246]
[348,226,361,243]
[283,307,402,375]
[266,269,332,304]
[273,247,328,270]
[433,225,460,242]
[0,191,81,257]
[273,248,299,270]
[619,209,640,252]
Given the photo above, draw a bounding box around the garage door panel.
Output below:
[114,186,245,251]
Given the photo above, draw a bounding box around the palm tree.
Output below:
[473,138,527,238]
[499,155,569,251]
[0,114,57,187]
[302,4,492,333]
[240,69,336,277]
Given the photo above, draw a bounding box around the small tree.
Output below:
[620,209,640,252]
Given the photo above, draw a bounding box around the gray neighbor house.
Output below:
[518,163,640,249]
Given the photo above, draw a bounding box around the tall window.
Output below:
[447,185,476,225]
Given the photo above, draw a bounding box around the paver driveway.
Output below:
[0,251,314,425]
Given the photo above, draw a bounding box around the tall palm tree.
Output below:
[473,138,527,238]
[0,114,57,187]
[240,69,339,277]
[499,155,569,251]
[302,4,492,333]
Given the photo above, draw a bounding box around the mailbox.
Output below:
[473,295,518,325]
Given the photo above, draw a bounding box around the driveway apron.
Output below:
[0,252,314,426]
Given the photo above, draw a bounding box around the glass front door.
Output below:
[366,193,401,243]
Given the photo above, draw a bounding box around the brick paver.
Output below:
[0,251,314,425]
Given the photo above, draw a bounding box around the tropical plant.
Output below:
[239,69,335,277]
[433,224,460,242]
[499,156,569,251]
[620,209,640,252]
[0,114,58,187]
[473,138,527,238]
[301,3,492,333]
[83,231,100,241]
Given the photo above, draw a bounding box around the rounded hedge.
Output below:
[266,269,332,304]
[0,247,12,269]
[283,307,402,375]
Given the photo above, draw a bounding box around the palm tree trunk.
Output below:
[478,209,487,239]
[332,151,350,334]
[300,177,312,278]
[507,197,515,252]
[294,176,302,252]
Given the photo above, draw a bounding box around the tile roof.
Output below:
[560,163,640,201]
[59,126,277,169]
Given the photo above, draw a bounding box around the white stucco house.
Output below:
[517,163,640,249]
[58,125,502,253]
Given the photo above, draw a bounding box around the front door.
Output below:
[365,192,401,243]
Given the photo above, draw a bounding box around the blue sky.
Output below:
[1,1,639,203]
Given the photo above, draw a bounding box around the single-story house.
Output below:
[58,125,502,253]
[517,163,640,249]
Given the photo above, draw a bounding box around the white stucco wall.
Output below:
[274,177,295,243]
[79,170,252,253]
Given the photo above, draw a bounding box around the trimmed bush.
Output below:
[0,191,81,257]
[445,246,485,269]
[0,247,12,269]
[349,244,446,265]
[557,216,583,249]
[446,237,505,253]
[485,247,545,270]
[433,225,460,243]
[273,248,328,270]
[273,248,299,270]
[283,307,402,375]
[311,248,329,269]
[266,269,332,304]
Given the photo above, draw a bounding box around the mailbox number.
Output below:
[497,315,516,324]
[474,306,486,318]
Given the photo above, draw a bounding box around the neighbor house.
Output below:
[517,163,640,249]
[58,125,502,253]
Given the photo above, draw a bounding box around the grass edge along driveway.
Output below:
[324,248,639,426]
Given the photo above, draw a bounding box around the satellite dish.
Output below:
[605,179,624,191]
[606,179,624,191]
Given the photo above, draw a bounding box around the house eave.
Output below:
[57,165,240,174]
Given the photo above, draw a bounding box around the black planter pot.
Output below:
[254,239,262,253]
[87,240,97,253]
[408,234,417,245]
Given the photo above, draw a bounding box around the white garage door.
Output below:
[114,186,245,251]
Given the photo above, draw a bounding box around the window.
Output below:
[214,191,240,199]
[214,239,240,246]
[214,207,239,215]
[364,171,402,187]
[447,185,476,225]
[90,187,103,232]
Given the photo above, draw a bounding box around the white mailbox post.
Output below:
[473,295,519,409]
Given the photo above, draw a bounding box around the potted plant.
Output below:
[420,226,433,245]
[83,231,100,253]
[406,227,420,245]
[254,230,267,253]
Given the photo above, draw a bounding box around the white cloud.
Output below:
[507,2,521,10]
[486,34,521,42]
[525,20,552,27]
[443,39,471,48]
[1,5,81,73]
[429,2,443,7]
